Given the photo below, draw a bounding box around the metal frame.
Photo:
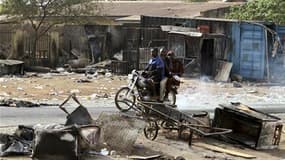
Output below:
[129,99,232,146]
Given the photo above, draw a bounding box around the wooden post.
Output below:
[265,30,270,82]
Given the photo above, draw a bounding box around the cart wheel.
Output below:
[160,121,176,130]
[144,120,159,141]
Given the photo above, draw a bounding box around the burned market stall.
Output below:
[140,16,285,81]
[0,16,141,74]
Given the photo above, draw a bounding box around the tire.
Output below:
[144,120,159,141]
[114,87,135,112]
[164,90,176,106]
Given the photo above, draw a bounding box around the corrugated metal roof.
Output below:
[169,31,203,37]
[0,59,24,65]
[99,1,242,18]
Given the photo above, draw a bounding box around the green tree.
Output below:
[226,0,285,25]
[0,0,99,63]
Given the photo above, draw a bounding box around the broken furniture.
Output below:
[213,103,283,149]
[58,94,144,154]
[33,94,100,160]
[59,93,94,126]
[32,125,100,160]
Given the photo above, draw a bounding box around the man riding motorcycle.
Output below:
[114,48,180,112]
[144,48,165,100]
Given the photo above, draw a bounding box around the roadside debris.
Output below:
[59,93,94,126]
[0,99,58,108]
[25,66,52,73]
[194,142,256,159]
[232,81,242,88]
[213,102,283,149]
[0,125,33,157]
[75,78,92,83]
[25,94,145,159]
[231,74,243,82]
[128,154,161,159]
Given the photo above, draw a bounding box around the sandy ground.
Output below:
[1,73,285,106]
[1,73,285,160]
[0,73,126,102]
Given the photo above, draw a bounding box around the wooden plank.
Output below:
[215,61,233,82]
[193,143,256,159]
[128,155,161,159]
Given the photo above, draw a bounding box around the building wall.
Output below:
[230,22,266,80]
[141,16,271,80]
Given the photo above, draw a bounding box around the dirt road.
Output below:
[0,73,285,160]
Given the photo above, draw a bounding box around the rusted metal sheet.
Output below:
[110,60,128,74]
[213,103,283,149]
[139,48,151,70]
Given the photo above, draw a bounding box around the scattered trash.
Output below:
[56,67,65,73]
[128,154,161,159]
[0,92,10,97]
[34,85,44,90]
[76,79,92,83]
[232,81,242,88]
[105,72,112,78]
[0,125,33,157]
[17,87,23,91]
[70,89,80,94]
[100,148,109,156]
[0,99,58,108]
[194,142,256,159]
[231,74,243,82]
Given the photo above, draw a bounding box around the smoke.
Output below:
[176,76,285,111]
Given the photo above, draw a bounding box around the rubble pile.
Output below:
[0,94,145,159]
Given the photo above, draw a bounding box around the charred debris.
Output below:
[0,94,283,159]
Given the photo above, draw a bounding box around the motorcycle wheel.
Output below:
[164,90,176,106]
[114,87,136,112]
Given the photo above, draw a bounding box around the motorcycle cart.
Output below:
[125,99,232,146]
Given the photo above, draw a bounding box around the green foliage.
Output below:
[226,0,285,24]
[184,0,208,2]
[0,0,99,34]
[0,0,99,59]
